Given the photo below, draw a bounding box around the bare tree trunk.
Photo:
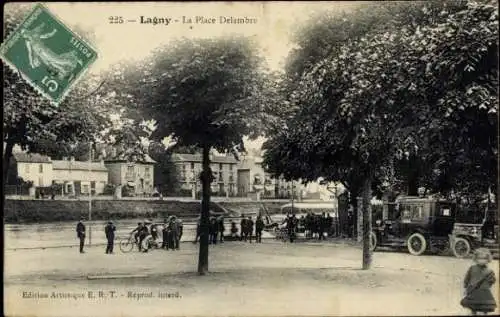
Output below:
[362,176,373,270]
[197,144,211,275]
[3,139,15,208]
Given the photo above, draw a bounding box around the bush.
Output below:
[122,185,135,197]
[102,184,115,195]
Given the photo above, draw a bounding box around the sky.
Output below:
[6,2,360,151]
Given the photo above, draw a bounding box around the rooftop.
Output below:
[12,152,51,163]
[52,160,108,171]
[104,153,156,164]
[172,153,238,164]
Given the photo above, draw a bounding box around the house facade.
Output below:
[104,156,156,195]
[13,153,53,187]
[11,152,109,196]
[52,159,108,195]
[236,155,304,199]
[172,153,238,198]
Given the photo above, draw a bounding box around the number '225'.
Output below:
[109,16,124,24]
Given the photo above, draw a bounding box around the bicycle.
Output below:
[119,234,139,253]
[120,234,157,253]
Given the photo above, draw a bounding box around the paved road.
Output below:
[4,241,499,316]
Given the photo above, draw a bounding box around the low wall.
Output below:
[3,199,286,223]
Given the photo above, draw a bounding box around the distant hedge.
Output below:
[3,199,284,223]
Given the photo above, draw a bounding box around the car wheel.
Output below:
[369,231,377,252]
[407,232,427,256]
[452,237,471,258]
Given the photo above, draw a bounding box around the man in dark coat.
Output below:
[169,216,180,250]
[76,218,86,253]
[286,214,297,242]
[247,216,254,243]
[240,214,247,242]
[305,212,313,238]
[218,216,225,243]
[105,221,116,254]
[326,213,334,237]
[209,217,218,245]
[194,217,201,243]
[177,218,183,242]
[255,215,265,243]
[162,221,169,249]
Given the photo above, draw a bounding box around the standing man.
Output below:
[177,217,184,242]
[247,216,254,243]
[162,220,169,249]
[255,215,264,243]
[194,216,201,243]
[169,216,180,250]
[240,214,247,242]
[287,214,297,243]
[217,216,225,243]
[76,217,86,253]
[105,221,116,254]
[209,217,218,245]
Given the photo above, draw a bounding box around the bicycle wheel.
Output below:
[120,237,134,253]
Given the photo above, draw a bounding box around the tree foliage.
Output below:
[264,0,498,199]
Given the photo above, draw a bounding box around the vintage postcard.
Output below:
[3,1,499,317]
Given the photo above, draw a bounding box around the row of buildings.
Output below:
[172,153,306,199]
[10,151,308,199]
[11,152,155,197]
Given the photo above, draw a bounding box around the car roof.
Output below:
[281,203,335,209]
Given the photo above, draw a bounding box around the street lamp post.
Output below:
[88,141,92,246]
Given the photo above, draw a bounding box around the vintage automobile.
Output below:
[370,196,456,256]
[451,205,498,258]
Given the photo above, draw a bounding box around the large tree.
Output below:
[128,36,269,274]
[264,0,498,269]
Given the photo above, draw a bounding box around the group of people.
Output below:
[131,217,183,251]
[194,215,225,244]
[300,212,336,240]
[193,214,266,244]
[278,212,337,242]
[239,214,265,243]
[75,216,184,254]
[75,217,118,254]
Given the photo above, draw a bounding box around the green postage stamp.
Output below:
[0,4,98,104]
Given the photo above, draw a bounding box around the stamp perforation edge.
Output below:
[0,3,99,106]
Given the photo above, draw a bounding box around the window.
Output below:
[219,163,223,170]
[191,162,194,169]
[126,165,134,178]
[145,167,151,179]
[39,177,44,187]
[39,164,43,173]
[82,185,89,194]
[25,164,30,174]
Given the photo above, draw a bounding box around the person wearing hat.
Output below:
[240,214,247,242]
[168,216,179,250]
[162,219,169,249]
[217,216,225,243]
[461,248,497,315]
[76,217,86,253]
[194,216,201,243]
[176,217,184,243]
[131,222,143,245]
[104,221,116,254]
